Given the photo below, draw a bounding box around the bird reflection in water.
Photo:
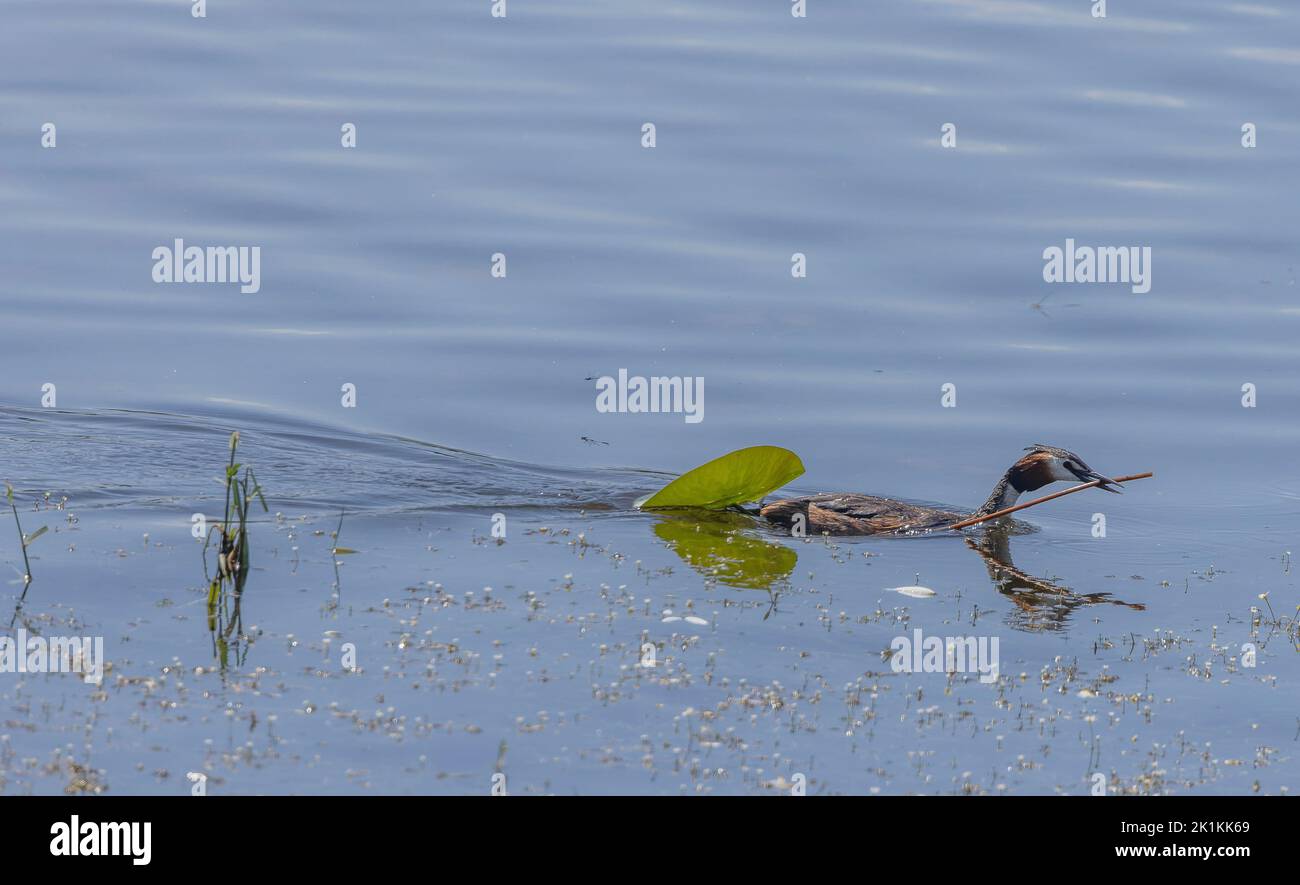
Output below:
[966,523,1145,630]
[651,511,1144,629]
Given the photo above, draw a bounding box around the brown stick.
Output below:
[947,472,1153,531]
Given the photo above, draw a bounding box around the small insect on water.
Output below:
[1029,292,1080,320]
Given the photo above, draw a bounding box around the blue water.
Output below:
[0,0,1296,794]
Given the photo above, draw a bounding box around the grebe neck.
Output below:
[974,470,1022,517]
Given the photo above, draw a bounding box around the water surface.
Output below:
[0,0,1296,794]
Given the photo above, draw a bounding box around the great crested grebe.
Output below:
[759,444,1122,536]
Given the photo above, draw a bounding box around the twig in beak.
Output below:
[948,471,1153,531]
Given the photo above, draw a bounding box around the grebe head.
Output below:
[1012,444,1123,494]
[975,443,1124,518]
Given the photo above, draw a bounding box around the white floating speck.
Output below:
[891,585,936,598]
[684,616,709,626]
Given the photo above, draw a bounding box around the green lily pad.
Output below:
[636,446,804,510]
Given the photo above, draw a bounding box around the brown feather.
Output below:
[760,494,962,536]
[1008,452,1057,493]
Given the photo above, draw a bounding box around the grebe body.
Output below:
[759,444,1120,536]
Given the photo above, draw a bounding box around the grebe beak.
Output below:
[1072,465,1124,493]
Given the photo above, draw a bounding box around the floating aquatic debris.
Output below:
[660,609,710,626]
[891,585,937,598]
